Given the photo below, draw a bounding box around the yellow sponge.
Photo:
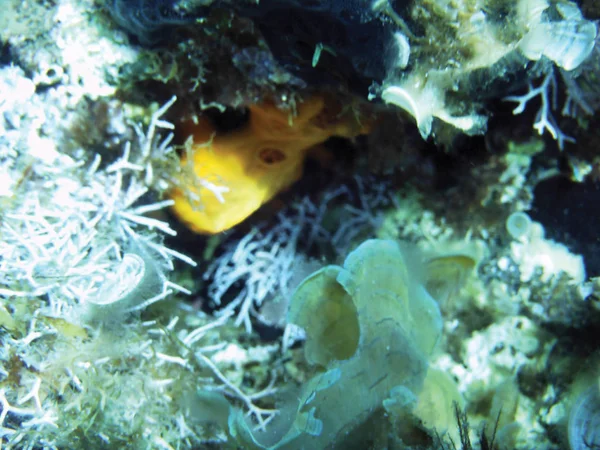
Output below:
[170,95,370,234]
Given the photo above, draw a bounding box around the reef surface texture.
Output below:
[1,0,600,449]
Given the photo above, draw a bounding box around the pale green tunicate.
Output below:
[506,211,532,241]
[230,239,443,449]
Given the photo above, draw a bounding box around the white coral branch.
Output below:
[504,70,575,150]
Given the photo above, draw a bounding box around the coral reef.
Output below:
[2,0,600,448]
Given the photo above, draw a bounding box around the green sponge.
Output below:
[231,239,444,449]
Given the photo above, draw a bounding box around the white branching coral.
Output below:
[0,95,194,323]
[0,65,285,448]
[0,300,280,449]
[206,196,330,333]
[0,19,290,447]
[0,66,244,446]
[504,70,576,150]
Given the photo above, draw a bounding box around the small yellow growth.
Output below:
[44,317,89,339]
[170,95,371,234]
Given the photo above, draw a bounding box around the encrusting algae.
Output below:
[170,95,371,234]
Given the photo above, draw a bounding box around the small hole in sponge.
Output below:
[259,148,286,165]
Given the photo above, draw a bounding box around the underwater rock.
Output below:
[107,0,598,142]
[224,0,399,95]
[108,0,399,93]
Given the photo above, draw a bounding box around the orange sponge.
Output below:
[170,95,370,234]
